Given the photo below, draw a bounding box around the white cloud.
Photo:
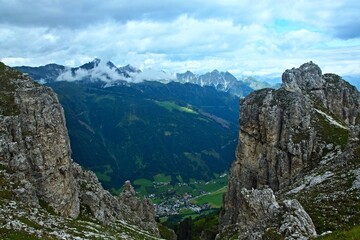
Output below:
[55,60,175,85]
[56,60,129,82]
[130,69,175,83]
[0,0,359,78]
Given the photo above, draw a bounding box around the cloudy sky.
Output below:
[0,0,359,78]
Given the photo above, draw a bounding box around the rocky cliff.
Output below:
[0,62,159,239]
[218,62,360,239]
[176,69,253,97]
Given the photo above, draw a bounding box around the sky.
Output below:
[0,0,360,78]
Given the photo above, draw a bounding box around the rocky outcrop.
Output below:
[280,199,316,239]
[0,62,159,237]
[225,62,359,195]
[0,63,80,217]
[226,62,359,192]
[219,62,360,239]
[282,62,359,125]
[216,188,316,240]
[73,164,159,235]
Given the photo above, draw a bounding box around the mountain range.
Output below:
[15,58,360,95]
[15,58,278,97]
[16,60,244,192]
[176,70,254,97]
[1,61,359,239]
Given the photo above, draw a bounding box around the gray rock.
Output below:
[74,164,159,235]
[0,63,159,237]
[0,72,80,217]
[350,168,360,190]
[282,62,324,93]
[222,61,359,197]
[280,200,317,239]
[217,188,316,239]
[218,62,359,239]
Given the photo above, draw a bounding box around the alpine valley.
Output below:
[0,62,160,239]
[15,59,254,192]
[1,59,359,240]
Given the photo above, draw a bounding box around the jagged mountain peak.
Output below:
[175,68,253,97]
[201,69,237,81]
[282,61,324,92]
[78,58,101,70]
[176,70,195,78]
[15,59,258,97]
[299,61,322,74]
[280,61,358,125]
[106,60,117,69]
[118,64,141,73]
[218,62,360,239]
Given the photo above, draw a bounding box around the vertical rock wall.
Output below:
[219,62,360,238]
[0,66,80,217]
[0,63,159,236]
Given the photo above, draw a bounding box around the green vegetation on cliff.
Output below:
[0,62,21,116]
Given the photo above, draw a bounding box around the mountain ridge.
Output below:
[15,58,266,97]
[217,62,360,239]
[0,62,160,239]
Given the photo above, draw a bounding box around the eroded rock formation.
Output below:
[218,62,360,239]
[216,188,316,240]
[0,63,159,237]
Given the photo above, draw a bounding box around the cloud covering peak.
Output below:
[1,0,360,77]
[55,59,175,85]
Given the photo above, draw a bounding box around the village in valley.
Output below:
[129,173,228,220]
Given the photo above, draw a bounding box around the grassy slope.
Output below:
[317,226,360,240]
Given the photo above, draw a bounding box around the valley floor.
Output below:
[126,172,228,224]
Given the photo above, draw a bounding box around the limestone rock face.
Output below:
[282,62,359,125]
[0,64,80,217]
[73,164,159,235]
[226,62,359,192]
[280,199,317,239]
[219,62,360,239]
[282,62,324,93]
[216,188,316,240]
[119,181,159,233]
[229,87,314,192]
[217,188,281,239]
[0,63,159,237]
